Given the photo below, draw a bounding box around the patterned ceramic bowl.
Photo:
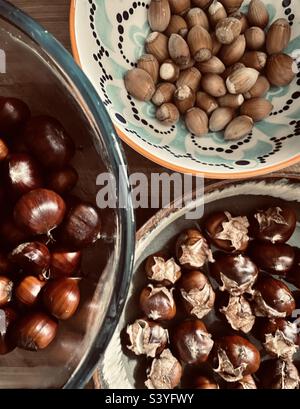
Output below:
[70,0,300,178]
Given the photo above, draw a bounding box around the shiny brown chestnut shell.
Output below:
[257,359,300,389]
[12,312,58,351]
[43,278,81,320]
[0,276,13,306]
[172,319,214,364]
[249,206,296,244]
[15,276,46,307]
[145,251,181,285]
[254,317,298,345]
[193,375,219,389]
[4,153,43,198]
[229,375,257,389]
[0,97,30,135]
[253,276,296,317]
[209,252,258,296]
[286,247,300,288]
[0,306,18,354]
[204,211,249,252]
[47,166,78,194]
[14,189,66,236]
[49,249,81,279]
[24,115,75,169]
[211,335,261,382]
[58,202,101,249]
[10,241,50,278]
[140,285,176,322]
[249,241,295,276]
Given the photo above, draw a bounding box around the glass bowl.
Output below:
[0,0,135,389]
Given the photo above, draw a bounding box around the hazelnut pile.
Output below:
[124,0,295,140]
[0,97,101,354]
[125,205,300,389]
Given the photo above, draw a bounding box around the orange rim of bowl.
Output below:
[69,0,300,179]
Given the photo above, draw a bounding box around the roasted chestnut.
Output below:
[0,252,14,275]
[0,97,30,134]
[219,293,255,334]
[0,138,8,161]
[15,276,46,307]
[209,252,258,296]
[145,349,182,389]
[249,241,295,276]
[58,202,101,249]
[24,115,75,169]
[0,276,13,306]
[175,229,214,270]
[145,252,181,285]
[0,306,18,354]
[257,359,300,389]
[47,166,78,194]
[49,249,81,279]
[249,206,296,244]
[211,335,260,382]
[43,277,80,320]
[193,375,219,389]
[12,311,58,351]
[178,270,215,319]
[286,247,300,288]
[252,276,296,318]
[10,241,50,279]
[254,318,298,360]
[229,375,257,389]
[126,318,169,358]
[172,319,214,364]
[14,188,66,236]
[140,285,176,321]
[204,211,249,252]
[4,153,43,198]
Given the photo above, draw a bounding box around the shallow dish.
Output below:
[96,174,300,388]
[71,0,300,178]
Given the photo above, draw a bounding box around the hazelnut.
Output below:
[159,60,180,83]
[137,54,160,83]
[257,359,300,389]
[165,15,188,38]
[243,75,270,99]
[175,229,214,269]
[266,18,291,55]
[266,53,296,87]
[201,74,227,98]
[145,252,181,285]
[204,210,250,252]
[193,375,219,389]
[174,85,196,114]
[240,51,267,72]
[146,32,170,63]
[126,318,169,358]
[187,26,212,62]
[208,1,227,28]
[247,0,269,29]
[209,107,236,132]
[245,26,266,50]
[218,93,244,108]
[148,0,171,32]
[186,7,210,30]
[226,67,259,94]
[240,97,273,122]
[172,319,214,364]
[178,270,215,319]
[212,335,261,382]
[176,67,202,92]
[192,0,213,8]
[145,349,183,389]
[168,33,191,68]
[124,68,155,101]
[219,293,256,333]
[220,0,243,13]
[249,241,295,276]
[211,33,222,55]
[209,252,258,296]
[250,206,297,244]
[152,82,176,106]
[224,115,253,141]
[218,34,246,66]
[229,11,248,33]
[156,103,180,125]
[197,56,225,75]
[196,92,218,114]
[168,0,191,15]
[140,284,176,321]
[252,276,296,318]
[215,17,242,45]
[185,108,209,136]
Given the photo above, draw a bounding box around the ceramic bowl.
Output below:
[70,0,300,178]
[94,174,300,388]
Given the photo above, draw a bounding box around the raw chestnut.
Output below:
[15,276,46,307]
[14,189,66,236]
[178,270,215,319]
[58,202,101,249]
[229,375,257,389]
[193,375,219,389]
[0,276,13,306]
[209,252,258,296]
[145,349,182,389]
[249,241,295,276]
[175,229,213,269]
[47,166,78,194]
[211,335,261,382]
[24,115,75,169]
[43,277,81,320]
[172,319,214,364]
[140,284,176,321]
[252,276,296,318]
[204,211,249,252]
[257,359,300,389]
[12,311,58,351]
[126,318,169,358]
[286,247,300,288]
[49,249,81,279]
[4,153,43,198]
[0,306,18,354]
[10,241,50,278]
[249,206,296,244]
[145,251,181,285]
[0,97,30,134]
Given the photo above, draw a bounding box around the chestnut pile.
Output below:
[0,97,101,354]
[125,205,300,389]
